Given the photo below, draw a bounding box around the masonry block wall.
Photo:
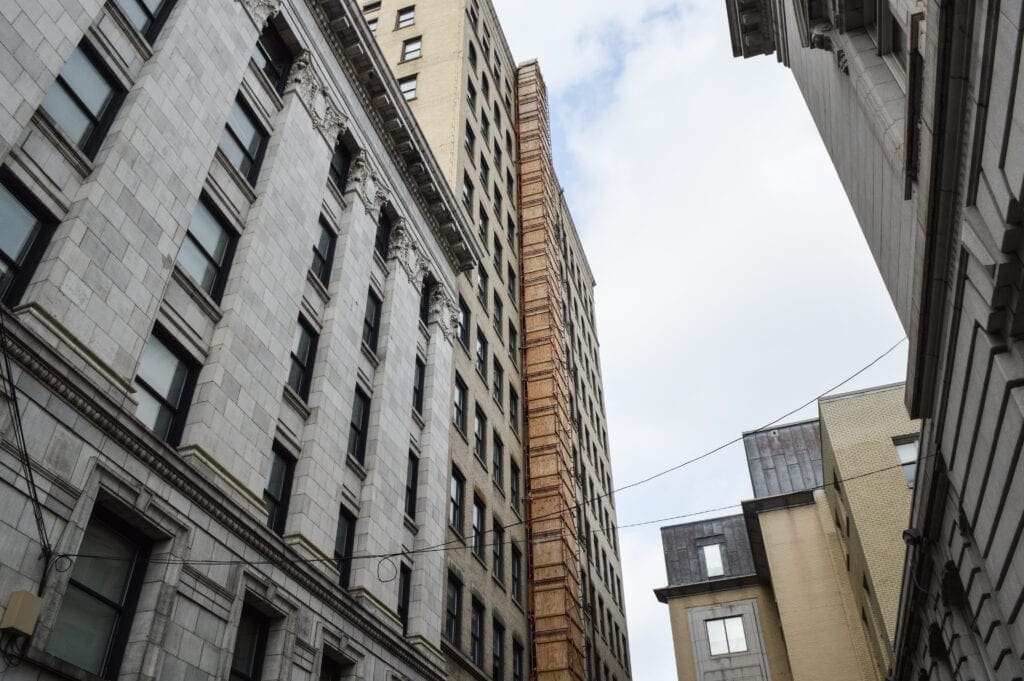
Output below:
[0,0,477,678]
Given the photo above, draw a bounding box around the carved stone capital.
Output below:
[429,287,458,344]
[388,218,417,279]
[315,105,348,142]
[237,0,282,27]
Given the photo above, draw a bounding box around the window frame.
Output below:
[404,451,419,519]
[133,328,198,446]
[398,74,418,101]
[396,5,415,28]
[401,36,422,61]
[397,563,412,635]
[180,194,237,302]
[347,387,371,465]
[287,317,319,400]
[334,505,357,588]
[453,375,468,433]
[445,572,463,644]
[264,442,295,535]
[114,0,176,43]
[220,95,269,186]
[46,511,151,679]
[470,598,485,665]
[252,19,293,95]
[412,356,426,415]
[229,604,270,681]
[0,170,58,306]
[362,288,383,352]
[40,41,126,160]
[705,615,747,656]
[449,467,466,534]
[311,216,337,287]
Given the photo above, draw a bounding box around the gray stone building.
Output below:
[0,0,479,679]
[725,0,1024,678]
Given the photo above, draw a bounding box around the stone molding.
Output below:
[428,287,458,345]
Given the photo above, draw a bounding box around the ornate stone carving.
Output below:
[835,48,849,75]
[388,218,419,280]
[315,104,348,141]
[288,51,321,104]
[347,150,369,193]
[810,22,834,51]
[236,0,282,27]
[429,287,458,343]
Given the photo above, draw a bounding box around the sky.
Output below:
[490,1,909,679]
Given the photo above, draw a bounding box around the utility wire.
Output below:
[55,447,928,575]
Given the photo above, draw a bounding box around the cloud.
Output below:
[492,2,908,679]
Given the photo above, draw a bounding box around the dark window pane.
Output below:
[134,334,190,440]
[253,22,292,93]
[230,607,268,681]
[60,49,114,118]
[329,143,352,189]
[334,507,357,588]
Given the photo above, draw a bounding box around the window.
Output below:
[179,195,234,296]
[507,324,518,364]
[402,37,422,61]
[492,360,503,406]
[412,357,426,414]
[449,467,466,533]
[396,5,415,28]
[114,0,173,42]
[404,451,419,519]
[453,375,468,432]
[220,97,268,184]
[334,506,356,588]
[472,496,485,557]
[362,1,381,11]
[419,280,433,326]
[445,572,462,644]
[362,289,383,351]
[492,518,505,582]
[512,640,524,681]
[467,78,477,108]
[397,564,412,634]
[367,17,377,33]
[479,154,490,186]
[507,267,517,301]
[328,141,352,190]
[134,332,195,444]
[287,319,318,400]
[474,407,487,461]
[475,330,488,377]
[252,21,292,94]
[706,616,746,655]
[40,44,123,159]
[311,217,336,286]
[347,387,371,464]
[398,74,417,101]
[702,544,724,578]
[492,294,503,334]
[511,544,522,602]
[0,175,56,305]
[464,123,476,154]
[458,296,471,346]
[509,388,519,433]
[374,208,392,259]
[492,434,504,487]
[46,513,148,677]
[470,599,485,665]
[264,443,295,535]
[229,606,270,681]
[478,209,490,245]
[510,461,520,511]
[895,438,919,485]
[492,619,505,679]
[462,173,474,211]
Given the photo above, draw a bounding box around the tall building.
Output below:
[0,0,478,679]
[364,3,632,680]
[363,1,530,679]
[724,0,1024,678]
[656,385,920,681]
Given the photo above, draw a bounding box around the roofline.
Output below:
[818,381,907,403]
[658,512,745,534]
[741,416,820,438]
[655,574,762,603]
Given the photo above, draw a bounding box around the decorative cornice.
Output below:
[305,0,479,272]
[2,310,445,681]
[236,0,282,27]
[388,218,419,281]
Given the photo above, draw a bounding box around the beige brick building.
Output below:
[364,2,631,680]
[656,385,919,681]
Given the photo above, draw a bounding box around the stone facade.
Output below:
[725,0,1024,677]
[0,0,477,679]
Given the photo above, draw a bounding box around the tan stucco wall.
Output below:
[820,384,918,676]
[666,585,792,681]
[759,497,876,681]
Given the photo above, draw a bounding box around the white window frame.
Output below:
[705,615,747,656]
[702,543,725,578]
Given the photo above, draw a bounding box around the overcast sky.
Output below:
[490,1,908,679]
